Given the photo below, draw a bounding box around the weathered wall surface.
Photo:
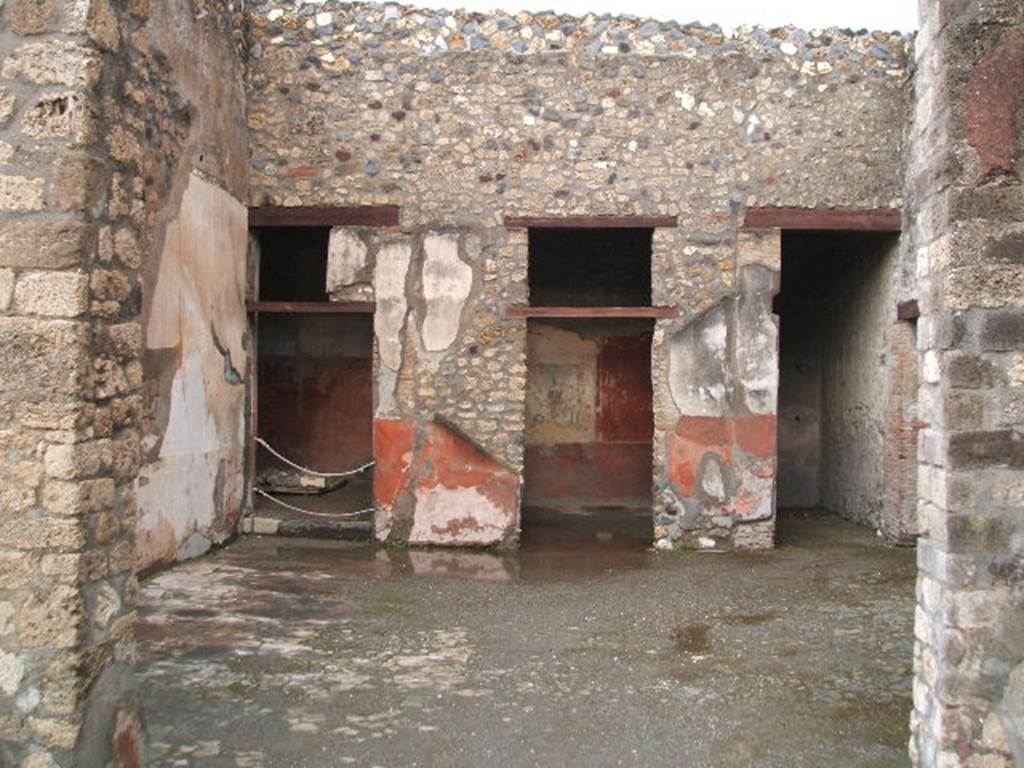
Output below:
[908,0,1024,764]
[654,230,780,550]
[776,239,824,509]
[125,0,249,574]
[0,0,247,762]
[246,2,910,550]
[524,319,652,506]
[135,175,248,571]
[775,231,916,541]
[325,227,524,546]
[90,0,249,757]
[819,236,900,530]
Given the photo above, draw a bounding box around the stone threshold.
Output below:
[240,516,373,541]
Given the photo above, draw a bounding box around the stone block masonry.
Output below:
[906,1,1024,765]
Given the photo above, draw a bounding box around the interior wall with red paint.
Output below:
[257,313,374,473]
[524,318,653,506]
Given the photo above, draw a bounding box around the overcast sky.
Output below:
[450,0,919,31]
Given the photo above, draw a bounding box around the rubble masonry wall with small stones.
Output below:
[246,1,913,549]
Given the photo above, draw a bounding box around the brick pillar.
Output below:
[908,1,1024,764]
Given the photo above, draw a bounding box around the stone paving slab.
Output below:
[138,510,915,767]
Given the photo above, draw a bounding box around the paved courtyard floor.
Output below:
[138,509,916,767]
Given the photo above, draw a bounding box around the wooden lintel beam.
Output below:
[504,306,679,319]
[743,207,902,232]
[249,205,400,228]
[504,216,678,229]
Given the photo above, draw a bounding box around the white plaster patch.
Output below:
[736,321,779,414]
[374,504,394,541]
[326,228,369,292]
[373,241,412,372]
[16,686,40,713]
[0,648,24,695]
[701,460,727,502]
[923,350,941,384]
[421,233,472,352]
[93,583,121,630]
[701,319,727,354]
[668,308,729,417]
[137,173,248,570]
[375,367,399,417]
[409,485,511,546]
[135,352,226,565]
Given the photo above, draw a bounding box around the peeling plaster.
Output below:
[668,306,729,417]
[136,173,248,570]
[326,228,370,293]
[420,233,472,353]
[373,240,413,373]
[409,486,511,547]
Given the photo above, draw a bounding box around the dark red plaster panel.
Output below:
[524,443,652,504]
[966,29,1024,177]
[258,355,373,472]
[597,333,654,443]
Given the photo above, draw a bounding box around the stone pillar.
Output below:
[652,226,780,551]
[371,228,525,548]
[0,8,144,767]
[908,1,1024,764]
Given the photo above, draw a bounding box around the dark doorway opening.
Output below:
[521,227,655,548]
[251,227,374,531]
[528,228,652,307]
[775,230,914,542]
[257,227,331,302]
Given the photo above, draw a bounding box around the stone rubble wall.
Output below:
[0,0,248,764]
[906,0,1024,764]
[246,2,911,221]
[247,0,911,550]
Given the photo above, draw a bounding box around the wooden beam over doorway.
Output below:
[742,207,902,232]
[249,205,400,228]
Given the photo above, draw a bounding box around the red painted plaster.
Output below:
[374,418,518,545]
[524,442,652,503]
[417,422,519,515]
[597,333,654,442]
[733,415,778,458]
[966,29,1024,177]
[373,418,416,509]
[666,414,777,503]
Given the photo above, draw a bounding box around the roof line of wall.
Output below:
[247,1,913,68]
